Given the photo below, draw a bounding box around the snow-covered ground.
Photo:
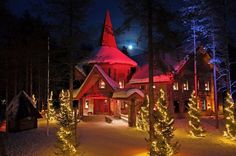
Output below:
[1,116,236,156]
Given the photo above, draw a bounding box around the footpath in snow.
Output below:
[1,116,236,156]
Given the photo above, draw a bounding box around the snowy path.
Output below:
[175,118,236,156]
[2,116,236,156]
[78,116,148,156]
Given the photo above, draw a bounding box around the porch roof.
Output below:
[112,88,144,99]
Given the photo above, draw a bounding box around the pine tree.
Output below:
[47,91,56,121]
[223,92,236,140]
[56,90,77,155]
[136,95,149,131]
[32,94,37,108]
[151,89,179,156]
[188,91,205,137]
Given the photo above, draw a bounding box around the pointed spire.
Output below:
[101,10,117,48]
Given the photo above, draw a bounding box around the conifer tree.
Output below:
[151,89,179,156]
[188,91,205,137]
[47,91,56,121]
[32,94,37,108]
[136,95,149,131]
[56,90,77,155]
[223,92,236,140]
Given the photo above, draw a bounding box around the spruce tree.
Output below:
[223,92,236,140]
[151,89,179,156]
[136,95,149,131]
[32,94,37,108]
[56,90,77,155]
[47,91,56,121]
[188,91,205,137]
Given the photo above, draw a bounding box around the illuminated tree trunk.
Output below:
[29,60,32,97]
[193,20,198,103]
[47,37,50,136]
[148,0,154,155]
[211,31,219,129]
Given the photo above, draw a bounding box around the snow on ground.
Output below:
[1,116,236,156]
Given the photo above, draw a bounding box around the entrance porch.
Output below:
[82,97,111,116]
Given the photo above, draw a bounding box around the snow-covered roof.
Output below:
[6,91,42,120]
[173,54,190,73]
[112,89,144,99]
[74,64,119,99]
[129,64,173,84]
[88,10,137,66]
[89,46,137,66]
[75,65,86,77]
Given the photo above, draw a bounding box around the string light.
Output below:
[56,90,77,155]
[223,93,236,140]
[32,94,37,108]
[187,91,205,137]
[151,89,179,155]
[46,91,56,121]
[136,95,149,131]
[137,89,179,155]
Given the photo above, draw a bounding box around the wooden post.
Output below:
[128,98,136,127]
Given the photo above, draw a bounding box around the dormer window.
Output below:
[99,79,106,89]
[205,81,210,91]
[119,80,124,89]
[183,81,189,91]
[173,82,179,90]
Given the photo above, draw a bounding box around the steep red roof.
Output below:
[88,11,137,66]
[129,64,173,84]
[74,65,119,99]
[101,10,117,48]
[89,46,137,66]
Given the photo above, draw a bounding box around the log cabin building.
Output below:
[73,11,220,125]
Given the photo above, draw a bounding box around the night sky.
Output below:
[6,0,236,64]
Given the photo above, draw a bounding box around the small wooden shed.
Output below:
[6,91,42,132]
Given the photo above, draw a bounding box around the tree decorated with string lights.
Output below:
[188,91,205,137]
[47,91,56,121]
[223,92,236,140]
[32,94,37,108]
[151,89,179,156]
[136,95,149,131]
[56,90,77,155]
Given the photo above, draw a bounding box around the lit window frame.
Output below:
[205,81,210,91]
[183,81,189,91]
[118,79,124,89]
[173,82,179,91]
[99,79,106,89]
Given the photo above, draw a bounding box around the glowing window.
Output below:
[153,85,156,89]
[119,80,124,89]
[85,100,89,109]
[201,98,207,111]
[140,85,145,90]
[183,81,189,91]
[99,79,106,89]
[173,82,178,90]
[205,81,210,91]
